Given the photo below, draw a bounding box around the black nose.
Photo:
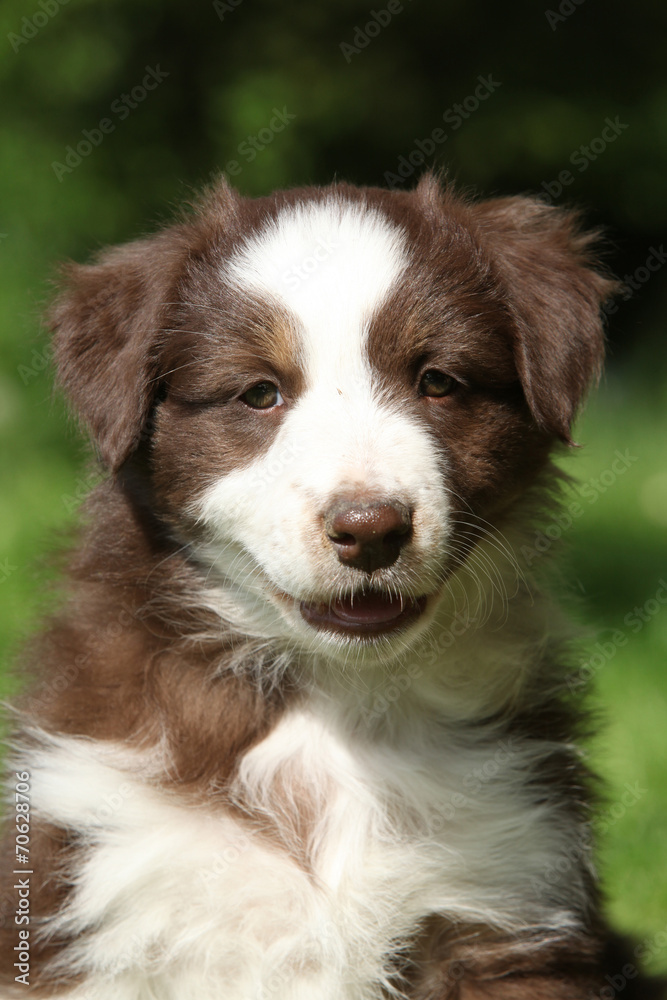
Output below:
[324,499,412,573]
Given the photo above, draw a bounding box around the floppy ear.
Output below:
[471,197,619,443]
[49,232,186,471]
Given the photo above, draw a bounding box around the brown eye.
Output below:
[240,381,284,410]
[418,369,456,398]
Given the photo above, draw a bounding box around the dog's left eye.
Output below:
[418,369,456,398]
[240,381,284,409]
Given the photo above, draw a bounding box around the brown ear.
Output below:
[471,197,619,443]
[49,232,185,471]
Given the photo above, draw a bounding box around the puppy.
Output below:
[0,176,658,999]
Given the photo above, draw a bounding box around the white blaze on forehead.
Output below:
[199,198,449,608]
[224,198,409,386]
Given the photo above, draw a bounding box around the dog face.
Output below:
[50,177,613,661]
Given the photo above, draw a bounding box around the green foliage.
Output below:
[558,390,667,964]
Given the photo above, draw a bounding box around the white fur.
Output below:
[12,680,592,1000]
[197,198,450,658]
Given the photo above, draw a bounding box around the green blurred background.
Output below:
[1,0,666,968]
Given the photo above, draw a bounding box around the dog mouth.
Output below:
[299,591,428,636]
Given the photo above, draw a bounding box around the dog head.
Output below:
[50,176,615,661]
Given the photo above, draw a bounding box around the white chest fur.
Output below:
[21,694,591,1000]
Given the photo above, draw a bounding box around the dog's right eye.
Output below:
[240,381,284,410]
[418,369,457,398]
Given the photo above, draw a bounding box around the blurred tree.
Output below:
[0,0,665,363]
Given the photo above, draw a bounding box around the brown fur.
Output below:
[398,918,667,999]
[1,176,659,998]
[0,824,81,992]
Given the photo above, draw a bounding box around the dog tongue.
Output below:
[331,592,406,624]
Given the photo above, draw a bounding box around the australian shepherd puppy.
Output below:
[0,176,660,999]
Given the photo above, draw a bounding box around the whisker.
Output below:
[147,358,202,383]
